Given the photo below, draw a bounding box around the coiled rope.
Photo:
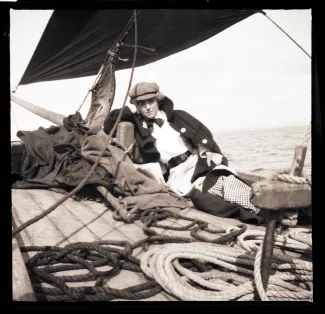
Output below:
[140,242,312,301]
[23,241,161,301]
[269,168,311,186]
[23,206,312,301]
[253,235,312,301]
[234,227,312,255]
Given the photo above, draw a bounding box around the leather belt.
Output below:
[166,150,192,170]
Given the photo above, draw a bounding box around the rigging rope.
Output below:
[302,122,312,146]
[122,44,157,56]
[260,10,311,59]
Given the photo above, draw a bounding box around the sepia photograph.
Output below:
[9,7,312,302]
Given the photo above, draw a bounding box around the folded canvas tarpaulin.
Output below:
[11,112,168,196]
[19,9,260,85]
[11,112,112,190]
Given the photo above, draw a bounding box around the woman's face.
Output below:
[136,97,159,120]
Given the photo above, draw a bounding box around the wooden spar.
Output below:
[11,94,66,126]
[96,186,129,220]
[289,145,308,177]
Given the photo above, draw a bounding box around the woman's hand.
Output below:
[205,152,223,167]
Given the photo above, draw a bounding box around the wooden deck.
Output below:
[13,188,309,301]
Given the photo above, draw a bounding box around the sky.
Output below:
[10,9,311,141]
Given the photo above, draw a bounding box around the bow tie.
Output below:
[147,118,164,128]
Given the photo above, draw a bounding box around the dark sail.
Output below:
[19,9,259,85]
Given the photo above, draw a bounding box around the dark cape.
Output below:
[104,96,228,176]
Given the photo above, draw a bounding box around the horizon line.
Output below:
[213,123,310,133]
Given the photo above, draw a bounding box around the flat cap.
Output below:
[129,82,159,102]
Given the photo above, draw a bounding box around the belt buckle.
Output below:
[167,150,191,169]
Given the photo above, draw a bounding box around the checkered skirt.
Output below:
[207,175,260,215]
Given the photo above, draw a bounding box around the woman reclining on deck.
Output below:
[104,82,263,225]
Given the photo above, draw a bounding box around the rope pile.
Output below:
[269,168,311,186]
[233,227,312,256]
[21,208,239,301]
[23,241,162,301]
[22,207,312,301]
[137,208,247,244]
[254,237,312,301]
[141,242,312,301]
